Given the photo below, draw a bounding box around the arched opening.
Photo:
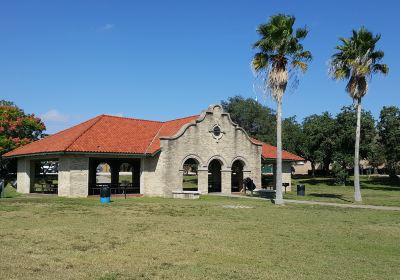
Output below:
[208,159,222,192]
[96,162,111,184]
[32,160,59,194]
[119,163,133,184]
[231,160,244,192]
[182,158,199,191]
[119,162,140,194]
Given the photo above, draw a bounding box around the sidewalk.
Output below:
[284,199,400,211]
[208,193,400,211]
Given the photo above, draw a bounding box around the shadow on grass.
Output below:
[361,185,400,192]
[295,178,336,186]
[308,193,352,203]
[362,177,400,191]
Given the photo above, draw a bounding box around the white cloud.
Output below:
[97,23,115,32]
[41,109,69,123]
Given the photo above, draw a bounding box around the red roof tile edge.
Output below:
[3,114,304,162]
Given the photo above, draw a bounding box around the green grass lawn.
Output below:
[183,175,198,190]
[284,175,400,207]
[1,189,399,280]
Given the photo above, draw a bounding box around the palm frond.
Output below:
[372,64,389,75]
[252,14,312,97]
[296,27,308,39]
[252,53,268,71]
[330,26,388,100]
[294,50,312,62]
[292,60,308,72]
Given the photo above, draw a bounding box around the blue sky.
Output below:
[1,0,399,133]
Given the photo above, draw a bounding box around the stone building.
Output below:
[3,105,303,197]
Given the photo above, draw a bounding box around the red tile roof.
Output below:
[3,114,303,162]
[251,138,304,161]
[3,114,198,157]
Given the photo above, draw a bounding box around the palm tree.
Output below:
[252,14,312,205]
[330,27,388,202]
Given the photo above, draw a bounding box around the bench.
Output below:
[172,190,201,199]
[254,189,276,199]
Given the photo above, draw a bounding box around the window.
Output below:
[213,126,221,137]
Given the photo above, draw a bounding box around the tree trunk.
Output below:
[354,99,362,202]
[275,100,284,205]
[311,162,315,177]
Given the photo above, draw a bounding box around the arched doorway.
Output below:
[182,158,199,191]
[231,160,244,192]
[119,162,133,184]
[118,162,140,194]
[96,162,111,184]
[208,159,222,192]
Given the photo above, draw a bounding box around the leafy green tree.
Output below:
[302,112,335,176]
[222,96,304,155]
[378,106,400,177]
[333,106,376,172]
[330,27,388,202]
[368,139,386,173]
[252,14,312,204]
[0,100,46,180]
[282,116,304,156]
[221,96,276,144]
[331,162,349,185]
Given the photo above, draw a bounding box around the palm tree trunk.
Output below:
[275,100,284,205]
[354,99,362,202]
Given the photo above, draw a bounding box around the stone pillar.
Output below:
[139,158,145,194]
[197,168,208,194]
[58,156,89,197]
[17,158,33,194]
[177,170,184,191]
[221,168,231,194]
[272,163,277,189]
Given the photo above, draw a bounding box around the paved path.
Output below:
[208,193,400,211]
[284,199,400,211]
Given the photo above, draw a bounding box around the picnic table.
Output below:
[34,181,58,193]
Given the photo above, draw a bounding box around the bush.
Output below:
[332,163,348,185]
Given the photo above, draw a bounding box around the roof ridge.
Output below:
[65,115,104,151]
[102,114,163,123]
[2,115,103,157]
[144,122,165,154]
[164,114,199,123]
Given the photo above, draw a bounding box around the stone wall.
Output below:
[58,156,89,197]
[16,158,34,194]
[144,105,262,196]
[272,161,293,191]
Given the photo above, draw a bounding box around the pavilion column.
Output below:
[17,158,34,194]
[88,160,97,187]
[178,170,184,191]
[197,168,208,194]
[132,162,140,188]
[110,162,120,186]
[58,156,89,197]
[221,168,232,194]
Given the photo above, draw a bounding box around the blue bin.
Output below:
[100,186,111,204]
[100,196,111,204]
